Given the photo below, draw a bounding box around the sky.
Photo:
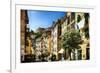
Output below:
[28,10,66,31]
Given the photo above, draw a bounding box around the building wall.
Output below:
[48,35,51,54]
[25,37,33,55]
[67,12,75,31]
[75,12,90,60]
[51,24,58,56]
[60,12,90,60]
[20,10,29,62]
[41,32,47,54]
[61,18,67,35]
[46,31,51,55]
[49,12,90,60]
[20,10,28,51]
[35,37,42,57]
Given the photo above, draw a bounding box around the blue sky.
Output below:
[28,10,66,31]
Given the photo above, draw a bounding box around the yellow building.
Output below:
[25,37,33,55]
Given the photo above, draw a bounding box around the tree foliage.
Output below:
[62,30,82,51]
[35,32,42,39]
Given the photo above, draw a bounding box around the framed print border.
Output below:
[11,3,96,73]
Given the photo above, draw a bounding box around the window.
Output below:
[67,16,70,25]
[71,12,75,21]
[77,15,81,23]
[84,13,89,24]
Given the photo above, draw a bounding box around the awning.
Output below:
[58,48,64,54]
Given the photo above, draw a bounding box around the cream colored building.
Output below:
[61,12,90,60]
[75,13,90,60]
[51,23,58,56]
[35,37,42,57]
[41,29,51,56]
[51,20,62,60]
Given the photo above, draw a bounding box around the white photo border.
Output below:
[11,4,96,73]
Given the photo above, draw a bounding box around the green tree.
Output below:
[62,30,82,60]
[35,32,42,39]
